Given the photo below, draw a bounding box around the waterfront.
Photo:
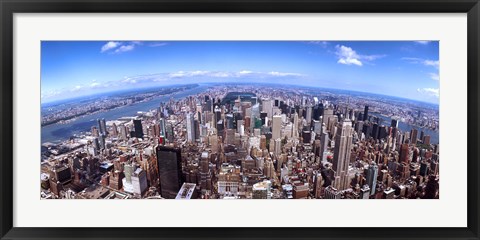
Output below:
[370,113,439,144]
[42,84,439,145]
[41,85,211,143]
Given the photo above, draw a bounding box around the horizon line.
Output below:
[41,82,440,106]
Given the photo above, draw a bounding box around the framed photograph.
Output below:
[1,0,479,239]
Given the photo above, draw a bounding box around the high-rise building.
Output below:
[91,126,99,137]
[391,119,399,128]
[262,99,273,119]
[302,130,312,144]
[133,119,144,139]
[225,114,235,129]
[260,135,267,150]
[410,128,418,144]
[399,143,410,163]
[119,125,128,140]
[313,119,322,135]
[163,123,172,142]
[159,118,166,136]
[272,115,282,141]
[274,138,282,156]
[314,172,323,198]
[111,123,118,137]
[156,145,183,199]
[423,135,431,145]
[323,109,334,125]
[97,118,107,136]
[214,106,222,126]
[260,112,267,125]
[320,132,329,162]
[365,163,378,195]
[363,106,369,121]
[313,103,324,121]
[292,113,299,138]
[200,151,212,193]
[332,119,353,190]
[186,113,195,142]
[131,168,148,196]
[99,134,106,150]
[306,106,312,125]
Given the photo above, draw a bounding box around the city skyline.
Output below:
[41,41,439,104]
[41,83,440,200]
[41,41,440,200]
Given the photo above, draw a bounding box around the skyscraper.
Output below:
[131,168,148,196]
[133,119,144,139]
[313,119,322,135]
[363,106,369,121]
[200,151,212,193]
[122,161,136,193]
[186,113,195,142]
[365,163,378,195]
[111,123,118,137]
[332,119,353,190]
[159,118,166,136]
[306,106,312,125]
[272,115,282,141]
[399,143,410,163]
[156,145,183,199]
[391,119,399,128]
[410,128,418,144]
[119,125,128,140]
[97,118,107,136]
[262,99,273,119]
[292,113,299,138]
[320,132,329,162]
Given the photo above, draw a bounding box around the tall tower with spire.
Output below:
[332,118,353,190]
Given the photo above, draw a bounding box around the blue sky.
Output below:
[41,41,439,104]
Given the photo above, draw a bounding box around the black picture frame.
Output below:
[1,0,479,239]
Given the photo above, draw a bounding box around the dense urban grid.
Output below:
[41,84,439,200]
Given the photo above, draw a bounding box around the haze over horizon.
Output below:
[41,41,440,104]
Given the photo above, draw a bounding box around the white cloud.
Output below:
[190,70,210,76]
[429,72,439,81]
[71,85,83,92]
[101,41,142,54]
[335,45,363,66]
[335,45,385,66]
[210,72,232,78]
[402,57,439,69]
[424,60,440,68]
[361,55,386,61]
[114,44,135,53]
[417,88,439,98]
[238,70,253,75]
[101,41,121,53]
[415,41,430,45]
[149,42,168,47]
[268,71,303,77]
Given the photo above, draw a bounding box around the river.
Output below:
[41,85,439,145]
[41,85,211,143]
[370,113,439,144]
